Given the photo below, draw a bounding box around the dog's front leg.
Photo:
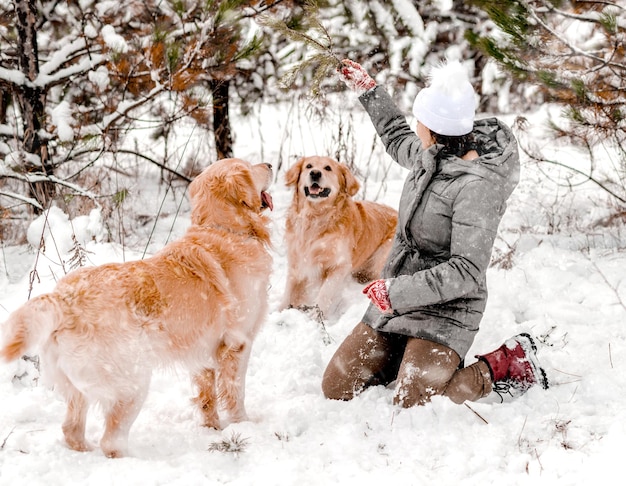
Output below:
[280,271,309,310]
[216,338,251,424]
[193,368,221,429]
[316,263,352,318]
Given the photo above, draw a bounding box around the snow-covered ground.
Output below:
[1,97,625,485]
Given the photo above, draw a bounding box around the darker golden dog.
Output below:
[280,156,397,318]
[1,158,274,458]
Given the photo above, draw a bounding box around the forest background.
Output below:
[1,0,624,234]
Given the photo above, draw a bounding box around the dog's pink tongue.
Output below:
[262,191,274,211]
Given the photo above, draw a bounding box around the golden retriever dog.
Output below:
[280,156,398,318]
[0,158,274,458]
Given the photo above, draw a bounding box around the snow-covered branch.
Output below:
[0,165,101,208]
[0,190,43,210]
[0,67,27,87]
[0,46,105,92]
[39,37,91,77]
[36,54,106,90]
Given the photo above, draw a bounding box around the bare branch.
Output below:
[522,146,626,205]
[98,85,167,134]
[113,149,192,183]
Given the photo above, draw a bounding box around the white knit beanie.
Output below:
[412,60,477,136]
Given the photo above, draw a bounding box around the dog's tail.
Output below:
[1,293,62,362]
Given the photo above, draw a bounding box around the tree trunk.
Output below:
[15,0,55,211]
[0,90,9,124]
[210,79,233,160]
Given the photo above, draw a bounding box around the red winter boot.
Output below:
[477,333,549,397]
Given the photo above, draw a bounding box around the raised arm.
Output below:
[338,59,424,171]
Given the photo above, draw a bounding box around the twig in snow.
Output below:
[464,403,489,424]
[517,416,528,449]
[588,257,626,313]
[296,304,333,345]
[532,447,544,474]
[1,426,16,450]
[67,235,91,270]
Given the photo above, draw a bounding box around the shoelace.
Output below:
[492,381,515,403]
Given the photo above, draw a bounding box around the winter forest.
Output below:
[1,0,626,484]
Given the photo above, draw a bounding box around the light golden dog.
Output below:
[280,156,397,318]
[0,158,274,458]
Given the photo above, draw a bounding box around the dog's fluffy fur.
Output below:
[280,156,398,318]
[0,158,274,458]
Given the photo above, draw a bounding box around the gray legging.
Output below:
[322,322,492,407]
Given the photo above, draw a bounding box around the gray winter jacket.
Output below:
[359,86,520,358]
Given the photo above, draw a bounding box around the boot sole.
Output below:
[515,333,549,390]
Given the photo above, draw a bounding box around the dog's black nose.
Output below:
[264,163,273,170]
[310,170,321,181]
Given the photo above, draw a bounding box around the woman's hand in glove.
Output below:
[338,59,376,94]
[363,279,392,314]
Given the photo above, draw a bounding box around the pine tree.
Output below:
[261,0,489,111]
[77,0,286,162]
[0,0,288,220]
[467,0,626,205]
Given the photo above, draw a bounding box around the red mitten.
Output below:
[363,279,392,314]
[338,59,376,94]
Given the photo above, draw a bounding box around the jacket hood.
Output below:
[430,117,520,201]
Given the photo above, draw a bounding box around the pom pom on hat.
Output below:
[412,60,477,136]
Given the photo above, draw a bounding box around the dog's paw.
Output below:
[64,438,94,453]
[100,437,127,458]
[102,447,125,459]
[201,413,222,430]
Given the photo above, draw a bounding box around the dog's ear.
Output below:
[189,162,260,226]
[340,164,360,196]
[211,163,260,211]
[188,168,206,202]
[189,166,218,225]
[189,168,210,225]
[227,169,261,211]
[285,158,304,187]
[189,166,212,209]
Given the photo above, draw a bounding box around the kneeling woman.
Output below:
[322,59,548,407]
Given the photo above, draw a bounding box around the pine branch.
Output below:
[257,3,341,96]
[207,432,249,454]
[280,52,341,96]
[521,1,612,67]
